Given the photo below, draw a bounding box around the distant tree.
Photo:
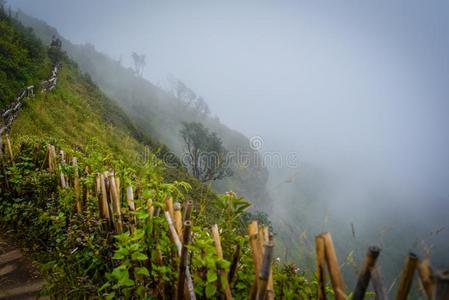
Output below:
[131,52,146,76]
[169,78,211,116]
[180,122,232,182]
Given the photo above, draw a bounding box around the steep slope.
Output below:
[15,11,271,206]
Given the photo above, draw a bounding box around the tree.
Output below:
[131,52,146,76]
[180,122,232,182]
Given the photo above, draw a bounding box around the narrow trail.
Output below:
[0,231,46,299]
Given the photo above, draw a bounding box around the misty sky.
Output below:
[9,0,449,212]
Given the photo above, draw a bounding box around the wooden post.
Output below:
[59,150,67,189]
[174,202,183,240]
[108,174,123,233]
[322,232,346,300]
[177,220,192,300]
[72,157,81,213]
[211,224,233,300]
[228,244,241,284]
[256,238,274,300]
[166,197,174,219]
[147,199,154,220]
[115,177,121,201]
[183,199,193,222]
[352,246,381,300]
[50,145,57,171]
[417,259,434,300]
[127,185,136,233]
[99,174,111,223]
[248,221,262,300]
[316,234,327,300]
[164,211,182,256]
[434,270,449,300]
[5,134,14,164]
[371,266,388,300]
[396,252,418,300]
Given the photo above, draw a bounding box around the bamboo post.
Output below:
[371,266,388,300]
[166,197,174,219]
[352,246,381,300]
[177,220,192,300]
[59,150,67,188]
[50,145,57,171]
[256,238,274,300]
[108,174,123,233]
[174,202,183,240]
[395,252,418,300]
[316,234,327,300]
[249,221,262,300]
[322,232,346,300]
[228,244,241,284]
[126,185,136,233]
[99,174,111,223]
[183,199,193,222]
[5,134,13,164]
[164,211,182,256]
[72,157,81,213]
[115,176,121,201]
[147,199,154,220]
[417,259,434,300]
[46,145,53,171]
[211,224,233,300]
[434,270,449,300]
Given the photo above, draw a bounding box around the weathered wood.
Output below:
[371,266,388,300]
[396,252,418,300]
[417,259,434,300]
[322,232,346,300]
[165,211,182,256]
[434,270,449,300]
[183,199,193,222]
[147,199,154,220]
[352,246,381,300]
[166,197,174,219]
[174,202,183,240]
[108,174,123,233]
[228,244,241,284]
[249,221,261,300]
[315,234,327,300]
[99,174,110,222]
[5,134,14,164]
[256,238,274,300]
[177,221,192,300]
[211,224,233,300]
[126,185,136,233]
[72,157,81,213]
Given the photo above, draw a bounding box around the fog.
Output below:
[9,0,449,268]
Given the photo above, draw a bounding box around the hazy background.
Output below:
[9,0,449,269]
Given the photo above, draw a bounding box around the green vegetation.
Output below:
[0,6,51,106]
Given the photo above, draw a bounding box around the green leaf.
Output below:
[135,266,150,277]
[205,283,217,298]
[131,252,148,261]
[207,270,218,283]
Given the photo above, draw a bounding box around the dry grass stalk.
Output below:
[72,157,81,213]
[256,238,274,300]
[322,232,346,300]
[371,266,388,300]
[211,224,233,300]
[174,202,183,240]
[108,174,123,233]
[395,252,418,300]
[352,246,381,300]
[417,259,434,300]
[315,234,327,300]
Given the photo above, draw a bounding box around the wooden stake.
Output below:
[166,197,174,219]
[248,221,261,300]
[174,202,183,240]
[164,211,182,256]
[322,232,346,300]
[99,174,111,223]
[371,266,388,300]
[183,199,193,222]
[115,176,121,201]
[108,174,123,233]
[228,244,241,285]
[316,234,327,300]
[396,252,418,300]
[72,157,81,213]
[434,270,449,300]
[417,259,434,300]
[256,238,274,300]
[126,185,136,233]
[59,150,67,189]
[352,246,381,300]
[177,220,193,300]
[5,134,14,164]
[211,224,233,300]
[147,199,154,220]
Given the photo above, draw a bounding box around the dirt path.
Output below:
[0,230,46,299]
